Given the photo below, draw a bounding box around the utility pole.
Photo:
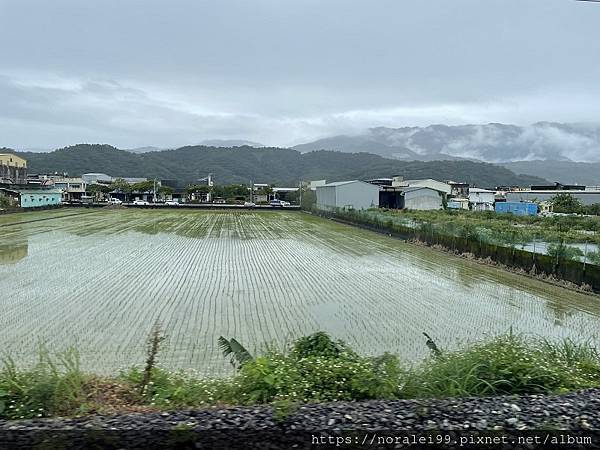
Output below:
[153,178,157,203]
[299,181,302,206]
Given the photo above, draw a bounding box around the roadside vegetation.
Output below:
[1,331,598,421]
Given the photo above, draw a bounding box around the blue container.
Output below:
[495,201,538,216]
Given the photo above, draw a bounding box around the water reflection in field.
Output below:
[0,209,598,375]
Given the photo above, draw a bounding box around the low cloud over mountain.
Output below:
[294,123,600,163]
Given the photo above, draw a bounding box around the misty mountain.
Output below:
[502,160,600,186]
[125,146,168,153]
[294,122,600,163]
[14,144,546,188]
[199,139,265,148]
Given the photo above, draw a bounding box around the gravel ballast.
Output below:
[1,389,599,449]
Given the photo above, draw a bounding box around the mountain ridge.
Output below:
[10,144,546,188]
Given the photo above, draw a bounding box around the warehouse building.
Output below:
[401,187,445,210]
[316,180,380,210]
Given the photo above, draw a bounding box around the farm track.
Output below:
[1,209,599,375]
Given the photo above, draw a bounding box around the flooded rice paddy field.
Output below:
[1,209,599,375]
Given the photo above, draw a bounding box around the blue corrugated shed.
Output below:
[495,201,538,216]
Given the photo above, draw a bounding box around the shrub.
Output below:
[400,334,600,399]
[233,351,403,404]
[588,251,600,266]
[546,242,584,262]
[0,347,86,419]
[229,333,402,404]
[291,332,352,359]
[122,366,233,408]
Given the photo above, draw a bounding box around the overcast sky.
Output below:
[1,0,599,149]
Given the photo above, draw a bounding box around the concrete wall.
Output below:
[404,188,443,210]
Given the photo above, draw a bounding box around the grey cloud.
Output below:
[1,0,600,150]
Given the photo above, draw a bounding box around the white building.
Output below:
[468,188,495,211]
[53,177,88,202]
[316,180,380,211]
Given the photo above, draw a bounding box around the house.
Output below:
[495,201,538,216]
[468,188,495,211]
[53,177,88,202]
[316,180,380,210]
[0,154,27,185]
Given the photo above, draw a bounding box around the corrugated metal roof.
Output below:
[321,180,360,187]
[321,180,380,188]
[400,186,439,193]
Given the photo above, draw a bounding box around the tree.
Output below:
[159,185,174,197]
[0,193,14,208]
[110,178,132,194]
[546,241,583,262]
[300,189,316,210]
[87,183,111,201]
[130,180,155,193]
[550,193,583,214]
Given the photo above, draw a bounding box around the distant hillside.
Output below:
[16,144,546,187]
[502,160,600,186]
[294,123,600,163]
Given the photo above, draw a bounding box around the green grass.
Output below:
[3,332,598,420]
[0,346,86,420]
[401,333,600,398]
